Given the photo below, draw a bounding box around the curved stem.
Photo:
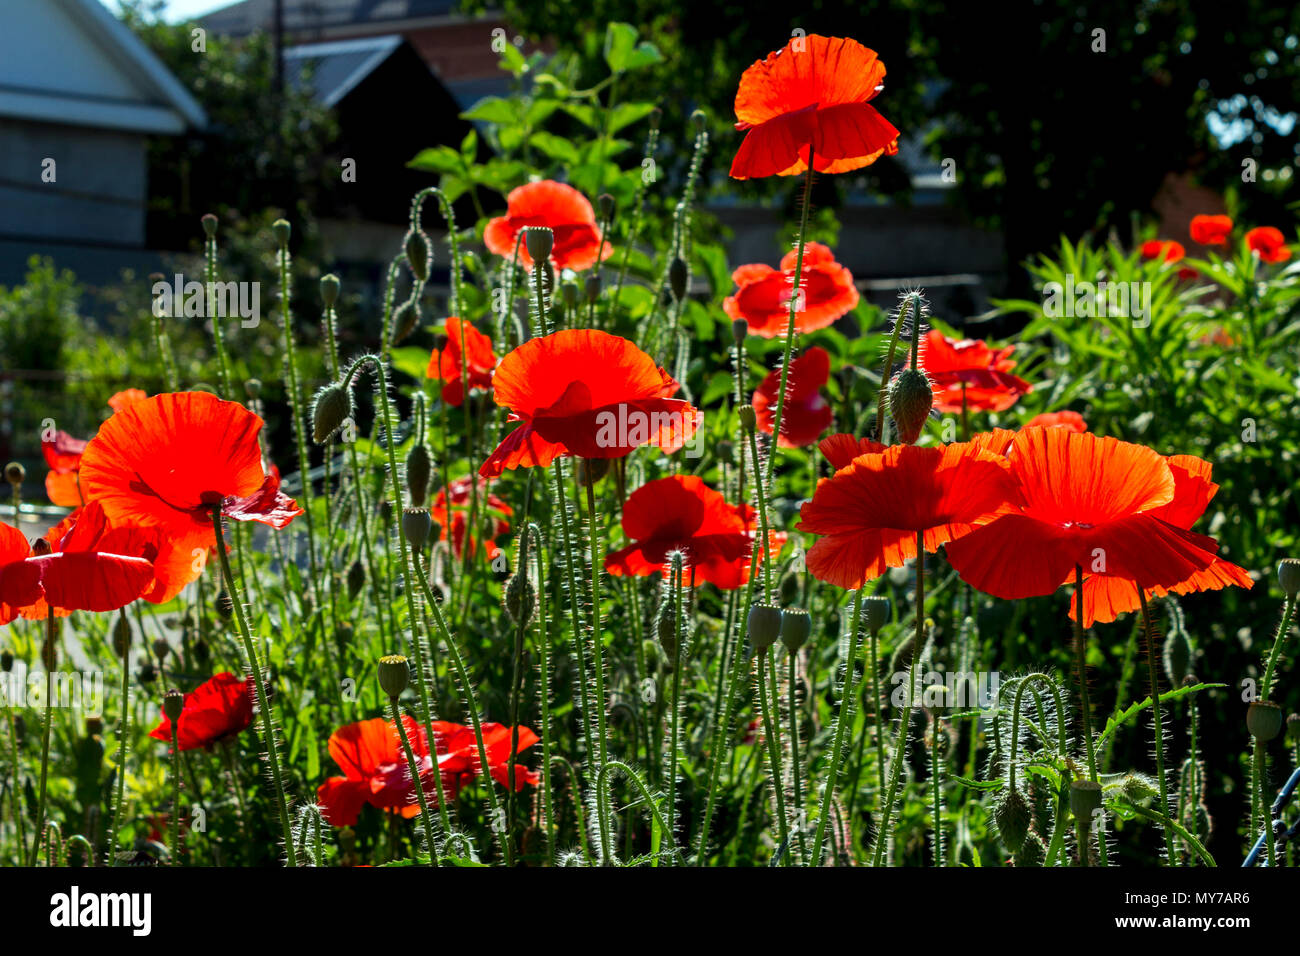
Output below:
[390,696,439,866]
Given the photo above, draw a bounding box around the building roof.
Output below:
[201,0,462,37]
[283,35,405,107]
[0,0,205,134]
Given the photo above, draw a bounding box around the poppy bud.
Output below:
[504,572,536,625]
[4,462,24,487]
[244,378,262,400]
[113,617,131,659]
[406,443,432,507]
[0,649,12,672]
[201,213,218,238]
[584,274,601,303]
[1014,832,1047,867]
[779,570,800,606]
[717,440,735,465]
[862,595,890,635]
[152,638,170,662]
[311,383,353,443]
[32,538,51,556]
[1247,700,1284,742]
[994,788,1031,853]
[320,273,341,307]
[525,227,553,264]
[85,715,104,737]
[576,457,610,486]
[271,218,291,248]
[669,257,688,302]
[780,608,811,652]
[137,662,156,685]
[655,596,678,656]
[194,639,210,667]
[888,367,934,445]
[737,404,757,432]
[562,282,579,307]
[377,654,411,698]
[215,589,233,621]
[598,194,615,222]
[691,109,707,132]
[335,623,354,655]
[405,232,430,282]
[731,319,748,346]
[403,508,432,551]
[1277,558,1300,597]
[1120,773,1158,803]
[162,689,185,723]
[747,603,782,651]
[347,560,366,600]
[1162,626,1191,688]
[1287,713,1300,744]
[1069,779,1103,820]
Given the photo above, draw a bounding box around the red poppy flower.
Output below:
[149,672,254,751]
[430,476,513,560]
[483,180,611,272]
[605,475,787,590]
[78,392,295,601]
[107,388,148,412]
[42,430,87,508]
[729,34,900,180]
[317,717,538,826]
[1140,239,1185,263]
[1245,226,1291,263]
[797,442,1020,590]
[0,522,42,625]
[752,346,833,447]
[1068,454,1252,625]
[918,330,1031,413]
[1022,410,1087,433]
[479,330,701,478]
[723,243,859,338]
[818,433,887,470]
[426,317,497,407]
[944,429,1220,603]
[1189,214,1232,246]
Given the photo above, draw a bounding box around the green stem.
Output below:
[29,611,56,867]
[389,695,439,865]
[810,594,864,867]
[1072,564,1108,865]
[1136,585,1176,865]
[168,723,182,865]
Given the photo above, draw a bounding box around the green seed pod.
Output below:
[347,560,366,601]
[1247,700,1284,742]
[575,457,610,486]
[162,689,185,723]
[1277,558,1300,597]
[152,638,170,662]
[1013,832,1047,867]
[668,257,688,302]
[1069,779,1103,820]
[405,232,430,282]
[525,227,553,264]
[244,378,262,400]
[780,608,811,652]
[1285,713,1300,744]
[504,572,536,626]
[584,274,601,303]
[691,108,707,132]
[320,273,341,307]
[113,616,131,659]
[215,589,233,621]
[598,193,615,222]
[271,218,291,248]
[562,282,579,308]
[201,213,218,238]
[716,440,735,465]
[888,367,934,445]
[402,508,432,551]
[747,604,782,651]
[406,443,432,507]
[377,654,411,698]
[994,788,1032,853]
[1162,625,1191,688]
[4,462,25,487]
[311,383,353,443]
[737,404,757,432]
[862,595,890,634]
[731,319,748,345]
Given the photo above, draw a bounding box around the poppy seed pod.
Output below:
[562,282,579,307]
[320,273,341,307]
[862,595,891,634]
[584,274,601,303]
[347,560,366,601]
[1247,700,1284,742]
[244,378,262,400]
[85,715,104,737]
[138,663,157,685]
[1069,779,1103,820]
[525,227,554,264]
[731,319,748,346]
[271,218,291,248]
[406,443,432,507]
[32,538,51,556]
[737,404,757,432]
[669,257,689,302]
[402,508,432,551]
[504,572,536,625]
[598,193,615,222]
[311,383,353,443]
[1277,558,1300,597]
[888,367,934,445]
[748,603,782,651]
[4,462,24,487]
[113,617,131,659]
[405,232,430,282]
[576,457,610,486]
[993,788,1031,853]
[152,638,170,662]
[780,608,812,652]
[377,654,411,699]
[162,689,185,723]
[201,213,218,238]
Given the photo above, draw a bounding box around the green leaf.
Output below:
[1096,682,1226,751]
[607,102,658,134]
[407,146,463,175]
[530,131,580,165]
[461,96,520,125]
[604,22,664,73]
[391,346,430,382]
[498,42,527,77]
[459,128,477,165]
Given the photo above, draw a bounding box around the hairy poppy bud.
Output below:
[271,218,291,248]
[138,663,156,685]
[1247,700,1284,742]
[504,572,536,625]
[598,194,615,222]
[576,457,610,486]
[406,443,432,507]
[1014,832,1047,867]
[347,560,366,600]
[201,213,218,238]
[525,227,553,264]
[215,589,233,620]
[862,595,890,634]
[1277,558,1300,597]
[403,508,432,551]
[731,319,748,346]
[691,109,707,132]
[780,609,811,652]
[1120,773,1157,803]
[994,788,1032,853]
[655,595,678,656]
[377,654,411,698]
[244,378,262,400]
[0,649,13,672]
[737,404,757,432]
[1287,713,1300,744]
[85,715,104,737]
[4,462,24,487]
[1162,626,1191,688]
[320,273,341,307]
[405,232,430,282]
[888,367,933,445]
[748,604,782,651]
[1069,779,1103,820]
[311,383,353,443]
[162,689,185,723]
[584,274,601,303]
[779,570,799,606]
[669,257,688,302]
[716,440,735,466]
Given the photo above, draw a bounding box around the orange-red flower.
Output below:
[78,392,299,602]
[723,243,859,338]
[1022,410,1087,433]
[427,317,497,406]
[918,330,1031,413]
[1245,226,1291,263]
[149,672,254,751]
[797,442,1020,589]
[430,476,513,561]
[1189,214,1232,246]
[479,330,701,477]
[1140,239,1185,263]
[483,180,611,272]
[944,429,1220,605]
[729,34,899,180]
[42,431,87,508]
[605,475,786,590]
[107,388,148,412]
[752,346,833,447]
[317,717,539,826]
